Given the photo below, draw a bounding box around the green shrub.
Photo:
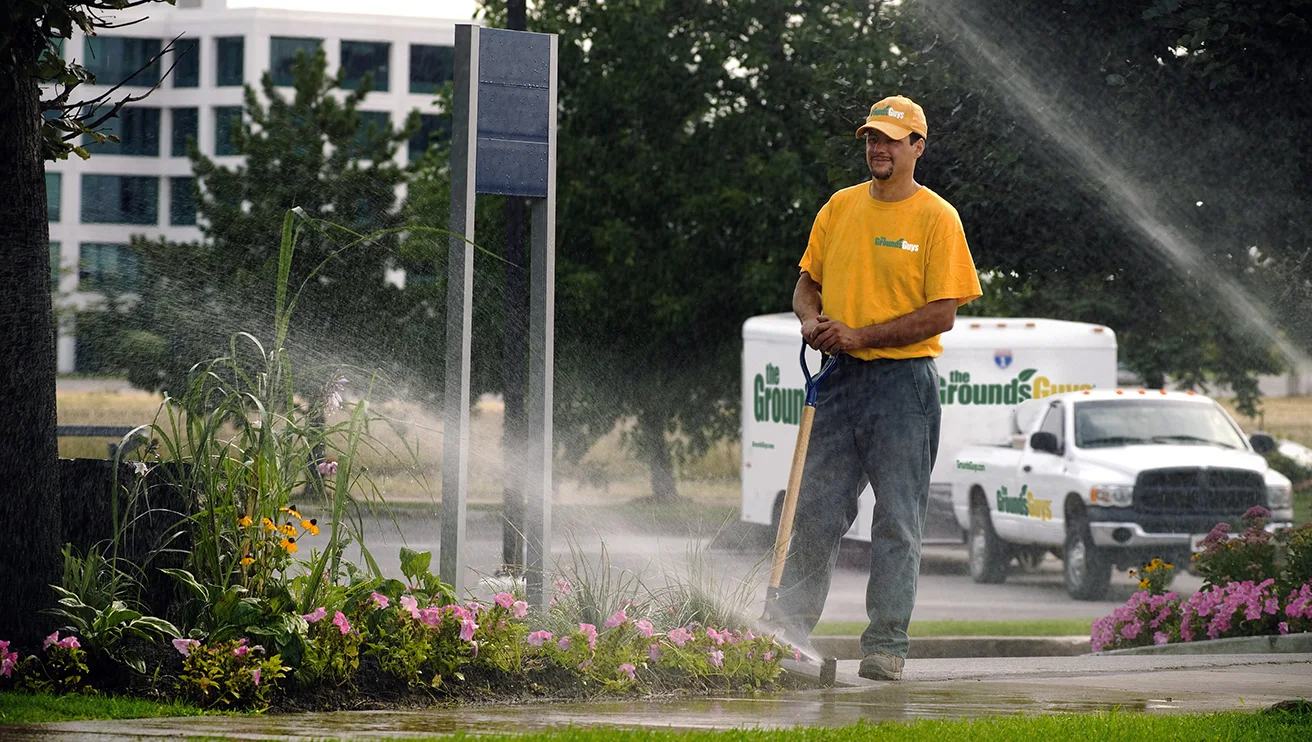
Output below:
[176,638,288,711]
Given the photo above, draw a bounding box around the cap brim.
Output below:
[855,121,916,140]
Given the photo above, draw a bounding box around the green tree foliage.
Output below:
[81,49,421,396]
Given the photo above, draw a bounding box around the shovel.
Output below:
[763,339,837,615]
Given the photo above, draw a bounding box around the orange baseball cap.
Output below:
[855,95,928,141]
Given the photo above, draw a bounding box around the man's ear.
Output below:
[914,138,926,158]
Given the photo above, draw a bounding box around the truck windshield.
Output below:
[1073,400,1247,450]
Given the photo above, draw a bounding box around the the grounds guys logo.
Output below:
[753,363,805,425]
[870,105,906,120]
[875,236,919,253]
[940,368,1093,405]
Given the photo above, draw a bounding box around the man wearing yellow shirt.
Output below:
[776,95,982,681]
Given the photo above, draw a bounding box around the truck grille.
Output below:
[1134,467,1265,517]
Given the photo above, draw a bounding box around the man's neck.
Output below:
[868,175,921,203]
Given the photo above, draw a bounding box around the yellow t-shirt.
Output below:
[799,183,982,360]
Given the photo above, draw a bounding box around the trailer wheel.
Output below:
[1063,514,1111,600]
[968,499,1009,584]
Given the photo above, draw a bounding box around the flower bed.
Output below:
[0,212,803,712]
[1093,507,1312,652]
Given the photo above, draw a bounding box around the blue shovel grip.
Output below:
[800,341,838,407]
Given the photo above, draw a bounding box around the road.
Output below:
[347,507,1202,623]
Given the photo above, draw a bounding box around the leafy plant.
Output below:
[398,548,456,606]
[162,568,308,669]
[13,640,93,696]
[59,543,144,613]
[177,638,288,711]
[1193,507,1280,588]
[43,587,179,674]
[1128,558,1176,596]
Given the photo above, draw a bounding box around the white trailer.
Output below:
[740,314,1118,544]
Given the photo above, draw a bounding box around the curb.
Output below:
[809,635,1090,660]
[1097,632,1312,656]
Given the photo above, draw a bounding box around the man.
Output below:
[774,95,982,681]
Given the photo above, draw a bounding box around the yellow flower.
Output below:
[281,523,298,537]
[238,515,253,528]
[280,506,302,520]
[262,517,276,531]
[281,537,298,553]
[1164,563,1173,570]
[240,556,255,566]
[1138,579,1150,589]
[301,519,320,536]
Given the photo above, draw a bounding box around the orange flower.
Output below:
[280,506,302,520]
[281,537,298,553]
[301,519,320,536]
[238,515,253,528]
[280,523,298,537]
[262,517,276,531]
[240,556,255,566]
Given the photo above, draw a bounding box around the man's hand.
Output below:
[809,315,863,354]
[800,315,825,348]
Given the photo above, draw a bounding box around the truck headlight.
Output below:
[1090,484,1134,507]
[1267,485,1293,510]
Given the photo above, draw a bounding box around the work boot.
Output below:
[857,652,904,681]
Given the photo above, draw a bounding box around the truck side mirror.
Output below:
[1030,431,1060,455]
[1250,432,1276,455]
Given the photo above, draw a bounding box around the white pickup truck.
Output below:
[950,389,1295,599]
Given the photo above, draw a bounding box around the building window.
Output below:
[173,37,200,87]
[84,36,161,87]
[216,37,244,86]
[341,40,390,92]
[271,37,322,87]
[409,44,454,94]
[172,107,198,157]
[50,242,61,289]
[356,111,391,145]
[214,106,242,156]
[83,107,160,157]
[408,113,451,163]
[79,243,141,293]
[46,172,61,222]
[170,177,197,226]
[80,175,159,225]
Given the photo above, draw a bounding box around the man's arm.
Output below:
[794,271,824,341]
[809,299,958,354]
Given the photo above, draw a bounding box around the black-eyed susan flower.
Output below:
[281,537,298,553]
[262,517,276,531]
[280,523,298,538]
[301,519,320,536]
[240,556,255,566]
[238,515,253,528]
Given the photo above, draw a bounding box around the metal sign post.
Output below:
[442,24,557,606]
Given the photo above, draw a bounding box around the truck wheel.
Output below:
[1063,518,1111,600]
[968,504,1009,584]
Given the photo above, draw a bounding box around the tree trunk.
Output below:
[639,411,679,503]
[0,52,62,645]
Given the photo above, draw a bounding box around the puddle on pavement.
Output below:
[0,684,1158,741]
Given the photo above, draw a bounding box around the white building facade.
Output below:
[47,0,468,372]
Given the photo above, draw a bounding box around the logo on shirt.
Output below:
[870,105,906,120]
[874,236,919,253]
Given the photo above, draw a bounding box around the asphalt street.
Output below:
[346,507,1203,623]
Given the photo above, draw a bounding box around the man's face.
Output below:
[865,129,923,180]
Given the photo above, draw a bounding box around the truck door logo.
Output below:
[994,349,1013,369]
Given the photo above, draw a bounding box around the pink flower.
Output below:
[1279,622,1290,635]
[553,578,572,593]
[527,630,553,647]
[233,640,250,657]
[1153,631,1170,646]
[1242,505,1271,522]
[793,647,802,662]
[317,460,338,476]
[333,611,351,635]
[172,638,200,657]
[648,643,661,662]
[557,636,571,651]
[604,609,627,629]
[419,607,443,627]
[513,601,529,619]
[619,662,636,680]
[1121,619,1143,640]
[708,649,724,668]
[57,636,79,650]
[252,668,262,686]
[44,632,60,651]
[303,607,327,623]
[494,593,515,610]
[460,617,478,642]
[470,641,479,659]
[705,627,726,645]
[0,641,16,679]
[370,592,390,610]
[579,623,599,651]
[667,627,691,647]
[763,651,774,662]
[636,620,654,638]
[400,595,420,619]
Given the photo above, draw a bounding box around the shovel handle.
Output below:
[768,403,817,591]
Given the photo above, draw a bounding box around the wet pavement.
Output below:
[3,654,1307,740]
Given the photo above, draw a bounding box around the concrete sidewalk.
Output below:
[2,654,1308,740]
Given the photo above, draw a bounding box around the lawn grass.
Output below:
[0,691,208,724]
[398,711,1312,742]
[811,618,1094,637]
